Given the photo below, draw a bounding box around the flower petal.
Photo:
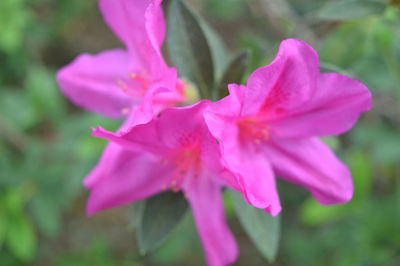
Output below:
[265,137,353,205]
[269,73,372,138]
[227,146,282,216]
[91,123,167,156]
[56,49,133,118]
[205,93,281,215]
[99,0,165,69]
[243,39,319,116]
[156,100,211,149]
[187,178,238,266]
[86,150,171,216]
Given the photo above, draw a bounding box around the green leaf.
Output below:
[130,200,145,229]
[229,190,280,262]
[30,195,61,237]
[218,51,250,99]
[0,90,38,130]
[6,214,37,262]
[198,18,229,87]
[166,0,214,99]
[0,0,31,53]
[137,192,188,252]
[300,150,373,226]
[0,202,7,248]
[347,150,373,202]
[318,0,388,21]
[300,198,347,226]
[25,66,65,121]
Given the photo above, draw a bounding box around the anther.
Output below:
[116,79,127,91]
[121,108,130,115]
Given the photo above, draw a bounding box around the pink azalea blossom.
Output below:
[57,0,187,188]
[204,39,372,216]
[56,0,185,123]
[89,101,240,266]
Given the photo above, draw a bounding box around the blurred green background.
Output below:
[0,0,399,265]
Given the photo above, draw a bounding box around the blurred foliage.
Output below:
[0,0,399,265]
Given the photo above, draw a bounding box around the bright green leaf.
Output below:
[300,198,347,226]
[347,150,373,202]
[166,0,214,99]
[137,192,188,252]
[6,214,37,262]
[229,190,280,262]
[0,0,31,53]
[0,202,8,248]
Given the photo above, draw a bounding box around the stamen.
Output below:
[121,108,130,115]
[161,142,202,194]
[129,72,151,90]
[238,116,270,143]
[116,79,128,91]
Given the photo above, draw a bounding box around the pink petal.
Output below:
[205,92,281,215]
[145,0,168,78]
[243,39,319,116]
[92,101,213,157]
[265,137,353,205]
[56,49,133,118]
[86,151,171,216]
[99,0,165,69]
[187,178,238,266]
[269,73,372,138]
[91,123,168,156]
[84,143,121,190]
[84,113,140,189]
[203,84,244,143]
[226,146,282,216]
[156,100,212,149]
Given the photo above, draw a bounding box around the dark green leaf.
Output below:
[138,192,188,252]
[198,18,229,86]
[229,190,280,262]
[130,200,145,229]
[218,51,250,99]
[166,0,214,99]
[318,0,388,21]
[30,195,61,237]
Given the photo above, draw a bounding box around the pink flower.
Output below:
[204,39,372,216]
[57,0,186,189]
[56,0,185,123]
[89,101,240,266]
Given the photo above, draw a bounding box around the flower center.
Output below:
[116,72,187,115]
[116,71,151,99]
[162,143,202,197]
[237,116,269,144]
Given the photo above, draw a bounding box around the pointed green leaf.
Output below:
[130,200,145,229]
[198,18,229,87]
[166,0,214,99]
[229,190,280,262]
[138,192,188,252]
[218,51,250,99]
